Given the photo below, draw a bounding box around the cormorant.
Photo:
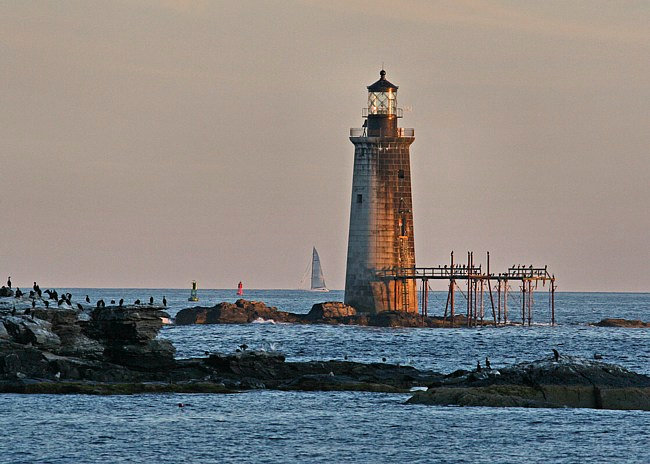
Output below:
[58,299,64,306]
[485,357,491,369]
[552,349,560,362]
[119,298,124,307]
[110,300,115,304]
[162,296,167,307]
[149,296,154,305]
[29,290,35,298]
[476,361,482,372]
[382,357,387,362]
[36,288,42,298]
[77,303,83,310]
[85,295,90,303]
[134,299,141,305]
[33,282,37,292]
[15,288,23,298]
[6,276,11,289]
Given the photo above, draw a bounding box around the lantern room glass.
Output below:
[368,90,396,115]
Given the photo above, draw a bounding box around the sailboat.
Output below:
[310,247,329,292]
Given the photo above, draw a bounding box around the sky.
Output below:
[1,0,648,291]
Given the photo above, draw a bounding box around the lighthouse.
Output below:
[344,70,417,314]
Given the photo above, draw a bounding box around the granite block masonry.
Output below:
[345,70,417,314]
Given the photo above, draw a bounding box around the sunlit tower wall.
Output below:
[344,70,417,314]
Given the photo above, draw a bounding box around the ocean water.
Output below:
[1,289,648,463]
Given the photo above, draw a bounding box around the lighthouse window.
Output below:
[357,194,363,204]
[398,169,405,179]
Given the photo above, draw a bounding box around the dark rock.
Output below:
[104,339,175,371]
[591,318,650,328]
[408,356,650,410]
[175,300,301,325]
[2,316,61,349]
[86,305,165,342]
[175,299,469,328]
[306,302,356,320]
[0,340,50,379]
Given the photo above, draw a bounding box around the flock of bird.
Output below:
[5,276,167,312]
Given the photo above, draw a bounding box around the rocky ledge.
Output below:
[175,299,474,328]
[591,318,650,328]
[1,302,176,387]
[0,299,441,394]
[407,355,650,410]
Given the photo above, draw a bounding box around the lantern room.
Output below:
[367,69,398,115]
[363,70,403,137]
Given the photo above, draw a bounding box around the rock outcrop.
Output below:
[305,302,356,320]
[174,299,302,325]
[0,297,443,394]
[591,318,650,328]
[175,299,469,328]
[1,302,174,382]
[407,356,650,410]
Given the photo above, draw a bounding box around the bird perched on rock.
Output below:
[485,357,491,369]
[162,296,167,307]
[476,361,482,372]
[552,349,560,362]
[110,299,115,304]
[85,295,90,303]
[77,303,83,310]
[6,276,11,289]
[382,357,387,362]
[149,296,154,305]
[134,299,141,305]
[119,298,124,307]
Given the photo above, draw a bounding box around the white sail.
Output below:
[311,247,328,291]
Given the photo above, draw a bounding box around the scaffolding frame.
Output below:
[377,251,556,327]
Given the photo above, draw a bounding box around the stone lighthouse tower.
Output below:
[344,70,417,314]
